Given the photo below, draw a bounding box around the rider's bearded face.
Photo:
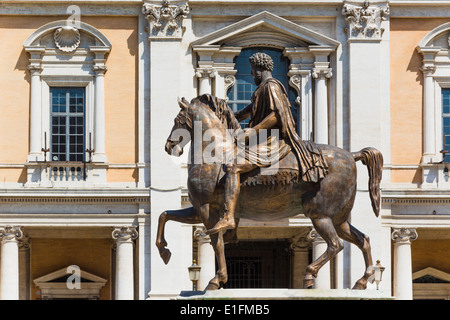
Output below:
[251,65,262,86]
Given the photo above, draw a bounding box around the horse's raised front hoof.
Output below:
[352,279,367,290]
[159,248,172,265]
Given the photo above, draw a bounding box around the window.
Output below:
[50,87,86,162]
[443,88,450,162]
[227,47,298,128]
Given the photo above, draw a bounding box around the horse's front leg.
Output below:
[196,204,228,290]
[156,207,200,264]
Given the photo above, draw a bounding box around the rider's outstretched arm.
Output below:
[234,103,253,122]
[251,111,278,133]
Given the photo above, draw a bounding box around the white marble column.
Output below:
[421,65,437,160]
[0,226,23,300]
[308,229,330,289]
[392,228,417,300]
[92,65,108,163]
[290,231,310,289]
[312,68,332,144]
[194,226,215,291]
[196,69,216,96]
[28,65,43,162]
[112,227,138,300]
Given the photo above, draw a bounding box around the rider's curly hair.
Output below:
[249,52,274,72]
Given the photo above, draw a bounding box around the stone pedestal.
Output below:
[178,289,393,300]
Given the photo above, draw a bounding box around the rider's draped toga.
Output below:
[236,78,328,183]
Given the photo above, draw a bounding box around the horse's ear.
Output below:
[178,97,188,110]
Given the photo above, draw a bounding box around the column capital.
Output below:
[419,65,436,76]
[112,226,138,243]
[312,68,333,80]
[392,228,418,244]
[342,1,390,41]
[290,230,310,252]
[194,226,211,243]
[93,65,108,76]
[307,228,325,243]
[0,226,23,242]
[27,64,43,75]
[142,0,190,40]
[195,68,217,79]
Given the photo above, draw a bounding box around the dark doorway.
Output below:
[223,240,291,289]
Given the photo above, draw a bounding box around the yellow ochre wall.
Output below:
[390,18,449,184]
[0,15,138,183]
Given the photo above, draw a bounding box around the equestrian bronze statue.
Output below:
[156,52,383,291]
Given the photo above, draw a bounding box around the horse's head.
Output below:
[165,94,242,158]
[165,97,192,157]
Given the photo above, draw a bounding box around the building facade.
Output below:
[0,0,450,300]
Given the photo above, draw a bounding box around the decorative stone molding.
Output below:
[54,26,81,52]
[112,226,138,243]
[289,74,302,91]
[342,1,390,40]
[0,226,23,242]
[142,0,190,39]
[224,75,236,98]
[391,228,418,244]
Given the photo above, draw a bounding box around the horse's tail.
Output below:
[352,147,383,217]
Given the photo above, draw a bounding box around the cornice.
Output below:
[0,196,149,204]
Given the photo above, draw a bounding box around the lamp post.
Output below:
[188,260,201,291]
[374,260,385,290]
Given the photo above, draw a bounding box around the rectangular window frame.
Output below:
[50,87,86,163]
[41,77,94,164]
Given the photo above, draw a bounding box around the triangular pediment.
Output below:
[34,266,107,285]
[191,11,340,48]
[413,267,450,284]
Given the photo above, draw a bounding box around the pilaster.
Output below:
[290,230,310,289]
[143,1,193,299]
[342,0,390,289]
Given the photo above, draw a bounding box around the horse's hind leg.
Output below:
[336,221,374,290]
[303,217,344,289]
[156,207,201,264]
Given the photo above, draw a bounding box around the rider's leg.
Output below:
[206,163,255,235]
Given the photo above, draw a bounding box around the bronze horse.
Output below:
[156,94,383,290]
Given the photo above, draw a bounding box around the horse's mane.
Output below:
[191,94,242,131]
